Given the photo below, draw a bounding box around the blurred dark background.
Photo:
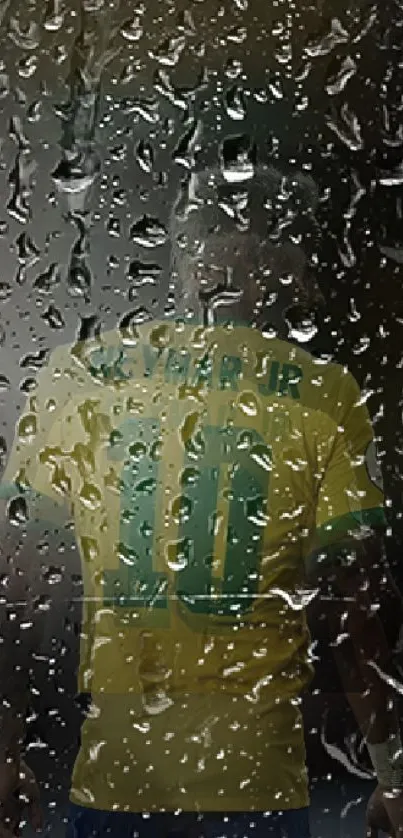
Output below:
[0,0,403,832]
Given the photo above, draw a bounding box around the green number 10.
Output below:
[103,418,270,623]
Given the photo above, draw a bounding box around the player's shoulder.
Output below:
[41,328,120,377]
[31,330,121,413]
[202,324,361,397]
[272,337,361,413]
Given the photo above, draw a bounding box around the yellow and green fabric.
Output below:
[1,321,386,813]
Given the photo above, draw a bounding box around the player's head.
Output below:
[170,164,323,333]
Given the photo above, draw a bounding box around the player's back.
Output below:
[3,318,383,812]
[69,321,320,699]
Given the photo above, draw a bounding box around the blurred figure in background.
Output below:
[0,165,402,838]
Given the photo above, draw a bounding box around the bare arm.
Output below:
[307,533,402,751]
[0,497,35,761]
[0,493,67,761]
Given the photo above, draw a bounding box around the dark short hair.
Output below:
[170,164,321,305]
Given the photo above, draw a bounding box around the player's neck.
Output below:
[168,287,300,343]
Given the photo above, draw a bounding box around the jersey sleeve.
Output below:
[0,349,72,508]
[313,369,387,553]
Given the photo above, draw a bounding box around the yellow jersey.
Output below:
[1,320,386,813]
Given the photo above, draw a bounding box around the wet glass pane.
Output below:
[0,2,402,837]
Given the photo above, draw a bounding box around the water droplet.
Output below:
[121,14,143,42]
[33,264,61,294]
[220,134,255,183]
[181,466,200,487]
[0,283,12,301]
[378,163,403,187]
[43,0,64,31]
[165,541,188,572]
[305,18,349,58]
[82,0,104,10]
[42,566,63,585]
[237,391,259,416]
[8,496,28,525]
[150,35,186,67]
[79,482,102,510]
[18,414,37,440]
[52,152,100,208]
[352,335,370,355]
[27,100,42,122]
[119,308,152,330]
[122,96,159,124]
[268,79,284,101]
[136,477,157,496]
[275,41,293,66]
[126,260,161,287]
[325,55,357,95]
[67,217,93,299]
[173,120,201,169]
[171,495,193,525]
[284,307,318,343]
[130,215,168,248]
[0,71,9,98]
[326,104,363,151]
[0,436,6,462]
[128,441,147,461]
[352,6,378,44]
[250,443,272,472]
[9,17,40,50]
[49,43,65,66]
[227,25,247,44]
[116,543,137,567]
[142,690,174,715]
[18,55,37,79]
[348,298,361,322]
[77,314,102,343]
[135,140,154,174]
[225,85,246,121]
[224,58,242,80]
[7,153,36,223]
[42,305,65,330]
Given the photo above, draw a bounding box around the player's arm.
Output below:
[0,351,72,764]
[0,489,69,762]
[305,370,403,791]
[0,491,33,763]
[307,533,402,768]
